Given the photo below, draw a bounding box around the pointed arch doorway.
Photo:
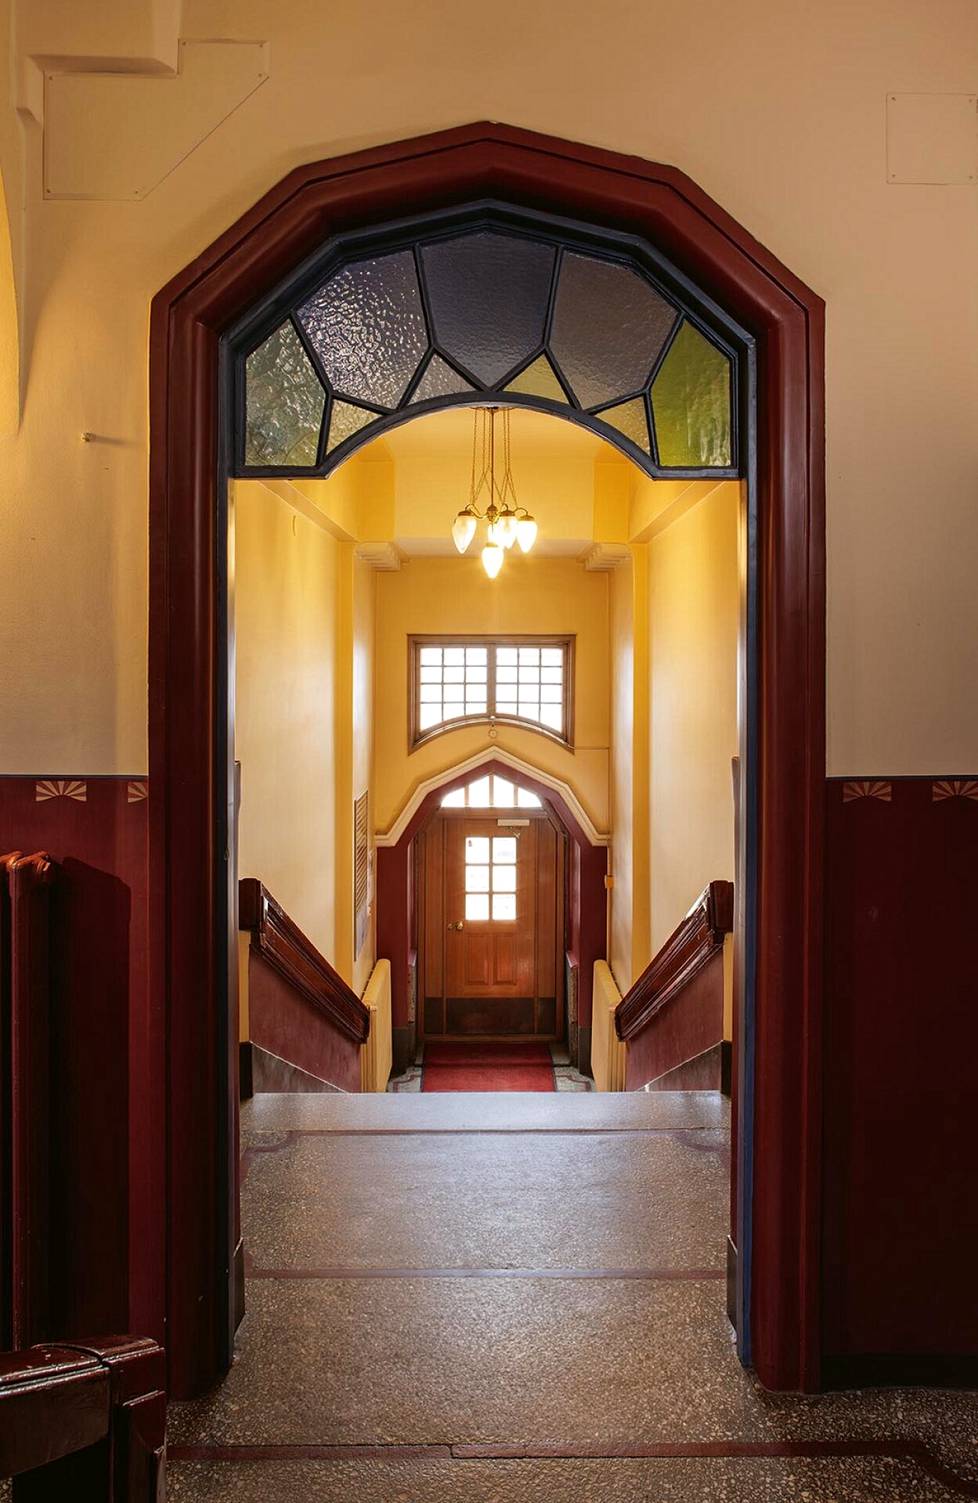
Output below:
[149,124,824,1399]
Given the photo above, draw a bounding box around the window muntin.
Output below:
[464,833,519,923]
[411,637,572,746]
[236,211,740,481]
[442,774,542,809]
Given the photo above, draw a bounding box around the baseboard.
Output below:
[239,1041,254,1100]
[392,1024,416,1077]
[576,1025,591,1076]
[641,1042,722,1092]
[822,1354,978,1390]
[720,1039,732,1097]
[726,1235,738,1332]
[233,1237,246,1334]
[251,1043,345,1094]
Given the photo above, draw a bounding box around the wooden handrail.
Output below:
[239,879,370,1045]
[0,1334,165,1496]
[615,880,733,1042]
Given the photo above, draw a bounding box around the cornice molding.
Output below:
[580,543,630,571]
[355,541,403,571]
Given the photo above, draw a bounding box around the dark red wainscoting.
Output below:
[822,776,978,1380]
[0,777,159,1346]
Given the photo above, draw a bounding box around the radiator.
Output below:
[360,959,393,1092]
[590,960,627,1092]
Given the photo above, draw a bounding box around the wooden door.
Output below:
[421,813,563,1038]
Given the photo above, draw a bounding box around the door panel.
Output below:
[421,812,562,1039]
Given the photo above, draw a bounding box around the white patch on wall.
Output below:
[886,93,977,186]
[43,40,270,201]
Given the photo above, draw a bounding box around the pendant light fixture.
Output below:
[451,407,538,578]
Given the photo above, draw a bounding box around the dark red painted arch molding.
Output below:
[149,123,825,1398]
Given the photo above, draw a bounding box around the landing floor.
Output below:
[167,1091,978,1501]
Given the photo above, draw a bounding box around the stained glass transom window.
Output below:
[442,775,542,809]
[411,637,572,746]
[237,212,741,480]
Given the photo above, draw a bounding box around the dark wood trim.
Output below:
[238,880,369,1045]
[821,1355,978,1391]
[1,852,55,1350]
[0,1334,165,1493]
[720,1039,732,1097]
[408,634,575,751]
[150,122,825,1396]
[616,882,733,1042]
[238,1041,253,1101]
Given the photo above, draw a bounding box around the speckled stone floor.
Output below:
[166,1091,978,1501]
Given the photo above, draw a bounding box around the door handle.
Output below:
[447,920,464,931]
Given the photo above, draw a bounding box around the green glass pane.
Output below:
[408,354,475,404]
[504,354,565,403]
[651,322,732,468]
[594,397,650,454]
[327,399,379,454]
[244,322,325,467]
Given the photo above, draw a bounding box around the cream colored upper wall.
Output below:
[2,0,978,773]
[373,555,610,835]
[649,483,739,952]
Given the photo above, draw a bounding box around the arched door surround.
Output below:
[149,123,824,1398]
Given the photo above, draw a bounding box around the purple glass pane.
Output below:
[421,232,555,386]
[298,251,428,409]
[550,253,677,410]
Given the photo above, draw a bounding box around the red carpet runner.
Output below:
[422,1041,555,1092]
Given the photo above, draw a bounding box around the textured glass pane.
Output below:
[492,894,517,921]
[468,780,491,808]
[550,253,677,410]
[492,777,515,807]
[441,788,465,807]
[245,322,325,467]
[595,397,651,455]
[298,251,428,408]
[326,400,378,454]
[493,837,517,864]
[421,231,555,385]
[466,893,489,921]
[466,866,490,893]
[465,835,490,862]
[504,354,565,403]
[517,787,542,808]
[652,321,733,467]
[408,354,475,404]
[493,866,517,893]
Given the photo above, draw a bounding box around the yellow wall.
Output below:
[234,479,339,962]
[2,0,978,778]
[648,483,739,951]
[608,549,650,990]
[373,555,610,835]
[234,479,375,989]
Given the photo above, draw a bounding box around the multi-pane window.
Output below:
[464,835,518,923]
[411,637,572,746]
[442,774,542,809]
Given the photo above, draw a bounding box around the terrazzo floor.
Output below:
[167,1091,978,1501]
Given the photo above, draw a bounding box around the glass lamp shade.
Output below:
[515,515,538,553]
[496,509,519,549]
[451,510,477,553]
[481,542,504,579]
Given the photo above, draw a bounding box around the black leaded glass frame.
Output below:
[226,201,752,482]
